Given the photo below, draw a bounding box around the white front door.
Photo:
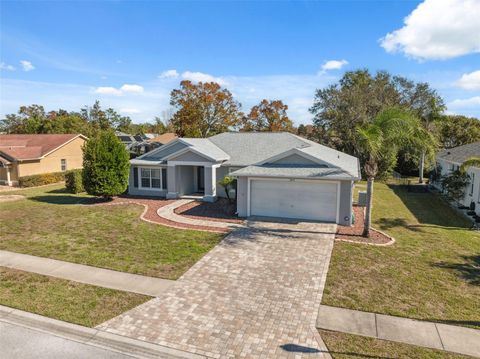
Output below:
[249,179,338,222]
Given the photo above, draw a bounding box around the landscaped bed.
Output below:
[319,329,471,359]
[323,182,480,329]
[175,198,243,224]
[0,266,150,327]
[0,184,224,280]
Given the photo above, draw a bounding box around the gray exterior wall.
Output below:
[269,153,318,165]
[235,177,353,225]
[142,142,187,161]
[169,151,211,162]
[128,166,168,197]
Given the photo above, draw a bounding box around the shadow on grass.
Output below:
[29,195,109,205]
[433,255,480,286]
[387,184,470,230]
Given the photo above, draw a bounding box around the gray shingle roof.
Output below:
[437,142,480,164]
[230,164,355,180]
[209,132,310,166]
[180,138,230,161]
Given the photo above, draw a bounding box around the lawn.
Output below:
[0,184,223,279]
[0,266,150,327]
[319,330,471,359]
[323,182,480,329]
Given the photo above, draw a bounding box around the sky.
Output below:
[0,0,479,125]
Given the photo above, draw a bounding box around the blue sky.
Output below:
[1,0,479,125]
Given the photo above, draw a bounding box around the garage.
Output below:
[249,178,339,222]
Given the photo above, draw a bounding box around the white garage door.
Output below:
[250,179,338,222]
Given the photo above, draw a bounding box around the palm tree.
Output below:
[460,157,480,173]
[356,108,436,237]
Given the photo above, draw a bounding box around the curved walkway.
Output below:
[157,200,244,232]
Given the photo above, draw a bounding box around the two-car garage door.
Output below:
[249,179,338,222]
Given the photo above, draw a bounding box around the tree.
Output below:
[218,176,237,202]
[170,80,242,137]
[436,115,480,149]
[460,157,480,173]
[241,99,293,132]
[309,69,444,157]
[356,108,435,237]
[82,131,130,198]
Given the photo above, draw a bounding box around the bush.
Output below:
[82,131,130,198]
[18,172,66,187]
[65,169,84,193]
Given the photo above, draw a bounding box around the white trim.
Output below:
[163,146,219,162]
[168,160,216,167]
[246,176,340,222]
[138,167,167,191]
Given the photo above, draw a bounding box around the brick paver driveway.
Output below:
[98,220,336,358]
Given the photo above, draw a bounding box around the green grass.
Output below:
[0,184,223,279]
[320,330,472,359]
[323,182,480,329]
[0,266,150,327]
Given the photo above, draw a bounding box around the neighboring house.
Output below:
[435,141,480,215]
[115,132,136,148]
[147,132,178,146]
[129,132,360,225]
[0,134,87,186]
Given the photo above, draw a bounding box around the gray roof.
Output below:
[230,164,355,180]
[438,142,480,164]
[209,132,309,166]
[179,138,230,161]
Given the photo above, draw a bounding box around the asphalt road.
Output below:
[1,321,135,359]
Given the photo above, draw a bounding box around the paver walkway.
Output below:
[98,220,337,358]
[0,250,174,297]
[316,305,480,358]
[157,199,243,231]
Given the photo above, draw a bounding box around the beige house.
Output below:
[0,134,87,186]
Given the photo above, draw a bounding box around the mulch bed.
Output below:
[93,195,230,233]
[175,198,243,224]
[336,205,393,245]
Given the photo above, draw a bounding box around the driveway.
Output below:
[98,219,336,358]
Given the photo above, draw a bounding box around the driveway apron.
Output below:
[98,220,336,358]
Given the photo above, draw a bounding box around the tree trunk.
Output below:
[419,151,425,184]
[363,177,374,237]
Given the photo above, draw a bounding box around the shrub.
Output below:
[82,130,130,198]
[218,176,237,201]
[65,169,84,193]
[18,172,66,187]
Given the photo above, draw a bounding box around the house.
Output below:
[115,132,136,148]
[435,141,480,215]
[147,132,178,146]
[0,134,87,186]
[129,132,360,225]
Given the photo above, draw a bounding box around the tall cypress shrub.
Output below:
[82,131,130,198]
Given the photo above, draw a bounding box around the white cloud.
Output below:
[120,108,141,114]
[159,69,179,79]
[181,71,227,85]
[380,0,480,60]
[0,62,16,71]
[455,70,480,90]
[94,86,123,96]
[319,60,348,74]
[120,84,144,93]
[20,60,35,71]
[448,96,480,109]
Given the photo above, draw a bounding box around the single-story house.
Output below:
[147,132,178,146]
[129,132,360,225]
[0,134,87,186]
[434,141,480,215]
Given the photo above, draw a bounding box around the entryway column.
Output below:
[203,164,220,202]
[166,164,179,199]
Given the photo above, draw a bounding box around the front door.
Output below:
[197,166,205,192]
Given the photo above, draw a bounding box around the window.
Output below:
[470,173,475,195]
[61,159,67,171]
[140,168,166,190]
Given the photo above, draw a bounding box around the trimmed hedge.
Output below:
[65,169,84,193]
[18,172,66,188]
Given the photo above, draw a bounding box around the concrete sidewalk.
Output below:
[0,250,174,297]
[0,305,202,359]
[317,305,480,358]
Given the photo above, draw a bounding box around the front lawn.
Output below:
[0,267,150,327]
[323,182,480,329]
[320,330,471,359]
[0,184,223,279]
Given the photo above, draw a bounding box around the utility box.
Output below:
[358,191,368,207]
